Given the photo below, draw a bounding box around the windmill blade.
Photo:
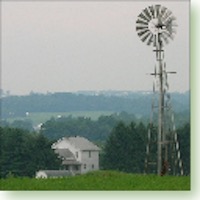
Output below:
[136,26,148,32]
[142,31,152,42]
[149,5,155,19]
[136,22,148,29]
[160,6,168,21]
[160,33,169,45]
[162,9,173,24]
[141,31,151,43]
[136,29,148,36]
[155,5,161,18]
[147,33,154,46]
[157,5,163,20]
[137,29,150,37]
[167,30,175,40]
[136,19,149,26]
[169,21,177,31]
[162,31,173,42]
[143,8,151,21]
[139,31,151,43]
[147,5,154,19]
[138,12,150,22]
[165,18,176,34]
[171,28,177,35]
[158,6,167,27]
[169,15,176,22]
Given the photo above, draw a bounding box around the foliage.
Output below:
[1,119,34,132]
[40,112,138,141]
[0,120,190,178]
[0,127,61,178]
[101,121,190,175]
[177,123,190,175]
[0,170,190,190]
[102,122,146,173]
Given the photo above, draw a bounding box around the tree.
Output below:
[30,134,61,172]
[0,127,30,177]
[10,119,34,131]
[0,127,61,178]
[102,122,146,173]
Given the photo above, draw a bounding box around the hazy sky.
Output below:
[1,0,189,95]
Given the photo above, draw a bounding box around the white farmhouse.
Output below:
[51,136,101,175]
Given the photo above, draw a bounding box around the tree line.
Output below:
[40,112,189,143]
[1,111,189,143]
[101,122,146,173]
[1,91,189,119]
[0,127,61,178]
[101,122,190,175]
[0,120,190,178]
[40,112,139,142]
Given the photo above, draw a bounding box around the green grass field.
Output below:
[0,171,190,191]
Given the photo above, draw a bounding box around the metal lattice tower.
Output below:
[136,5,184,175]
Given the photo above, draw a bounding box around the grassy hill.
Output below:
[0,171,190,190]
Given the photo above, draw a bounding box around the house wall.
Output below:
[80,150,99,173]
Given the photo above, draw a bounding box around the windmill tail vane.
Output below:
[136,5,184,176]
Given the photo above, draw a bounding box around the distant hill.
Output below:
[1,91,190,119]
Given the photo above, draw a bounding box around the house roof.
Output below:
[55,149,75,159]
[54,149,81,165]
[67,136,100,151]
[52,136,100,151]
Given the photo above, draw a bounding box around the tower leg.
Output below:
[157,37,164,175]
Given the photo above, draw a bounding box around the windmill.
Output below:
[136,5,184,176]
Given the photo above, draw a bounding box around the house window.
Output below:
[89,151,91,158]
[76,152,78,158]
[92,164,94,169]
[73,165,79,171]
[84,164,87,169]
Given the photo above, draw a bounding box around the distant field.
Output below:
[0,171,190,190]
[7,111,115,126]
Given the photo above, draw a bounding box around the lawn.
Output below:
[0,171,190,191]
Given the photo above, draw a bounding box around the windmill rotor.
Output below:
[136,5,177,47]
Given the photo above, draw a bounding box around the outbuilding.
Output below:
[35,170,72,179]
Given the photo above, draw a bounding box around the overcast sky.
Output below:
[1,0,189,95]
